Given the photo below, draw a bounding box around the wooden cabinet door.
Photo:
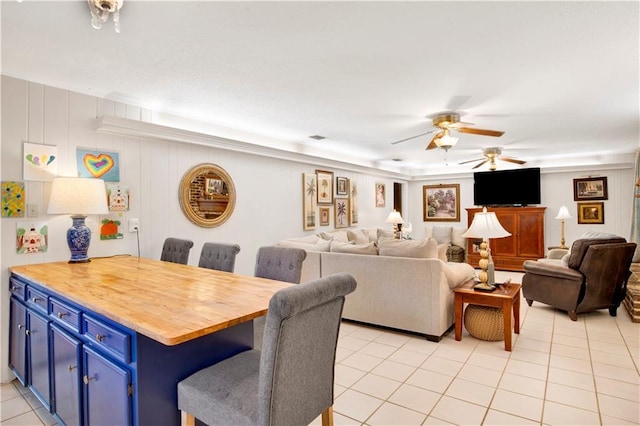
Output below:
[51,324,82,426]
[516,211,545,258]
[491,210,517,257]
[83,346,132,426]
[27,310,50,409]
[9,298,27,385]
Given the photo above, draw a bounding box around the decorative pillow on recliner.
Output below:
[378,238,438,258]
[330,240,378,255]
[432,226,453,245]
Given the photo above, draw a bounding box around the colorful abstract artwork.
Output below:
[107,184,130,211]
[2,181,25,217]
[17,222,48,254]
[77,148,120,182]
[23,142,58,181]
[100,216,123,240]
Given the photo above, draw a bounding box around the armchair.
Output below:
[522,237,636,321]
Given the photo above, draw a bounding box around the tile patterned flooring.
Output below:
[2,272,639,425]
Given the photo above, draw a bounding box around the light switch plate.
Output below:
[27,204,38,217]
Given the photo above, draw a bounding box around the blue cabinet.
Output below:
[83,346,132,426]
[8,297,27,385]
[50,323,82,426]
[26,310,50,409]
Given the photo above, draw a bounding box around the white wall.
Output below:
[1,76,634,383]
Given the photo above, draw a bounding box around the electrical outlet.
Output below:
[128,218,139,233]
[27,204,39,217]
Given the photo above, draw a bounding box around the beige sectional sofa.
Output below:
[276,228,476,341]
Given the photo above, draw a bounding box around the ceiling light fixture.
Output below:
[88,0,123,33]
[434,129,458,151]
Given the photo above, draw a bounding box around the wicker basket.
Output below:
[464,305,504,341]
[446,245,465,263]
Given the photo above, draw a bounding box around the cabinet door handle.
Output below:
[32,297,41,303]
[67,365,77,372]
[57,312,68,319]
[95,334,105,342]
[83,375,96,385]
[17,324,24,331]
[10,286,16,291]
[25,329,31,336]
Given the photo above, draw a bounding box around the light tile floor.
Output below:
[2,272,639,426]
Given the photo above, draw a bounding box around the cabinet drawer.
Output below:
[83,315,131,364]
[9,278,26,300]
[26,287,48,315]
[49,298,82,333]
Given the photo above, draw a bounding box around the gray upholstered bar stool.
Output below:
[160,238,194,265]
[198,242,241,273]
[177,272,357,426]
[253,246,307,350]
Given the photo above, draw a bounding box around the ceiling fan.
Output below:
[391,112,505,151]
[459,147,526,171]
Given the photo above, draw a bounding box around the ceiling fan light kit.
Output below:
[459,147,527,171]
[88,0,123,33]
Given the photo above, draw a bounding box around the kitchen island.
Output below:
[9,255,291,426]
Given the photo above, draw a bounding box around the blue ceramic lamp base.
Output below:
[67,215,92,263]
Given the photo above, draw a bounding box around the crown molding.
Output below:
[96,116,408,180]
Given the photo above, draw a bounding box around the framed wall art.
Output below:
[375,182,386,207]
[573,177,608,201]
[2,181,25,217]
[23,142,58,181]
[349,180,359,225]
[334,197,350,228]
[316,170,334,204]
[423,183,460,222]
[319,207,331,226]
[336,176,348,195]
[77,148,120,182]
[302,173,317,230]
[577,202,604,224]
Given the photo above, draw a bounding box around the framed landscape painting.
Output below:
[573,177,608,201]
[423,184,460,222]
[577,202,604,224]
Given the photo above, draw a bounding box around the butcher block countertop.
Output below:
[10,256,292,346]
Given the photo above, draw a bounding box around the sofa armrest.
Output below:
[523,260,583,281]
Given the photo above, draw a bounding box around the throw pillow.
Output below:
[347,229,370,245]
[378,238,438,259]
[330,240,378,255]
[376,228,395,242]
[318,230,349,242]
[451,227,467,248]
[437,244,448,262]
[276,239,331,252]
[432,226,453,245]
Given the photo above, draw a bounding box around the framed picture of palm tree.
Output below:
[319,207,331,226]
[302,173,317,230]
[334,197,350,229]
[316,170,334,204]
[349,180,358,225]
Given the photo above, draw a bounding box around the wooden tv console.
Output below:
[466,206,546,272]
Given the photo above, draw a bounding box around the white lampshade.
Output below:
[385,210,404,224]
[461,207,511,239]
[48,177,109,215]
[555,205,572,220]
[435,129,458,150]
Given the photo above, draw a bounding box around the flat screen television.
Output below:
[473,167,541,206]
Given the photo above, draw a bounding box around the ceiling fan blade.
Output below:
[456,127,505,137]
[472,159,490,169]
[448,121,474,128]
[390,129,438,145]
[499,156,527,165]
[458,157,485,165]
[425,131,444,150]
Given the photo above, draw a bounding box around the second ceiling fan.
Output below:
[459,147,526,170]
[391,112,505,150]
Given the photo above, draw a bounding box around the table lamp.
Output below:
[461,207,511,291]
[385,210,404,239]
[555,205,572,249]
[48,177,109,263]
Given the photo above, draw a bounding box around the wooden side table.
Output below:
[454,281,521,351]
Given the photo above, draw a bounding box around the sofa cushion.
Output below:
[318,230,349,242]
[347,229,370,245]
[443,262,476,289]
[378,238,438,259]
[330,240,378,255]
[276,238,331,252]
[432,226,453,245]
[437,244,448,262]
